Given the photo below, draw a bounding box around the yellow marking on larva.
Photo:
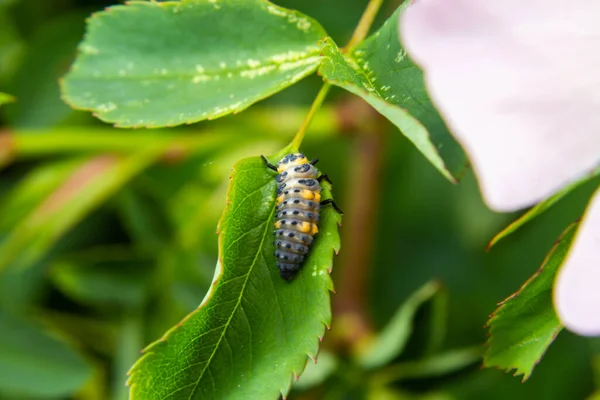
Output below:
[300,190,315,200]
[274,220,282,229]
[276,157,309,173]
[298,222,312,234]
[276,194,285,204]
[296,190,321,202]
[310,224,319,236]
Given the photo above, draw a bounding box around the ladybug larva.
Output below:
[262,153,342,281]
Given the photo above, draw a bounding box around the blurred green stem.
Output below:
[343,0,384,51]
[291,0,384,149]
[334,103,384,345]
[113,316,143,400]
[290,83,331,151]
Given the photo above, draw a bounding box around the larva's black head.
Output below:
[279,269,297,281]
[277,153,308,173]
[277,261,301,281]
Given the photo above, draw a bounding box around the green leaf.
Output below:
[355,281,441,370]
[319,6,466,182]
[0,310,93,397]
[128,154,342,399]
[61,0,328,127]
[488,167,600,249]
[4,12,87,128]
[0,8,25,85]
[51,247,153,309]
[374,346,483,384]
[483,224,578,380]
[0,149,163,271]
[116,188,172,253]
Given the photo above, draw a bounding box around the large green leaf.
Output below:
[61,0,327,127]
[319,5,466,181]
[0,310,93,397]
[128,154,342,399]
[483,224,578,380]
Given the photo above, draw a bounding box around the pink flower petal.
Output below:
[554,188,600,336]
[399,0,600,211]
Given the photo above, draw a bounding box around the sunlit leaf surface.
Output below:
[62,0,327,127]
[128,154,341,399]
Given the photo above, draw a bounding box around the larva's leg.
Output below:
[310,158,319,166]
[261,155,278,172]
[320,199,343,215]
[317,174,333,185]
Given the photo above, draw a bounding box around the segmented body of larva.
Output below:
[262,153,342,281]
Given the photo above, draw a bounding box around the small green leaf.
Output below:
[483,224,578,380]
[128,154,341,399]
[0,310,93,397]
[0,7,25,85]
[4,12,87,128]
[374,346,483,384]
[488,167,600,249]
[319,5,466,182]
[51,247,153,309]
[61,0,327,127]
[356,281,440,370]
[116,188,172,253]
[0,92,14,106]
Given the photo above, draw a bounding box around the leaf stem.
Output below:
[343,0,384,52]
[290,82,331,151]
[290,0,383,150]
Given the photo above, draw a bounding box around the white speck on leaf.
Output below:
[395,50,406,63]
[81,44,99,55]
[266,5,287,18]
[247,59,261,68]
[97,102,117,113]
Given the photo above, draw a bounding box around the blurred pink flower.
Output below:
[399,0,600,335]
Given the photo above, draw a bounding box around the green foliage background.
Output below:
[1,0,599,399]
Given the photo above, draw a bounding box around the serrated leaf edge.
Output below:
[483,224,577,380]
